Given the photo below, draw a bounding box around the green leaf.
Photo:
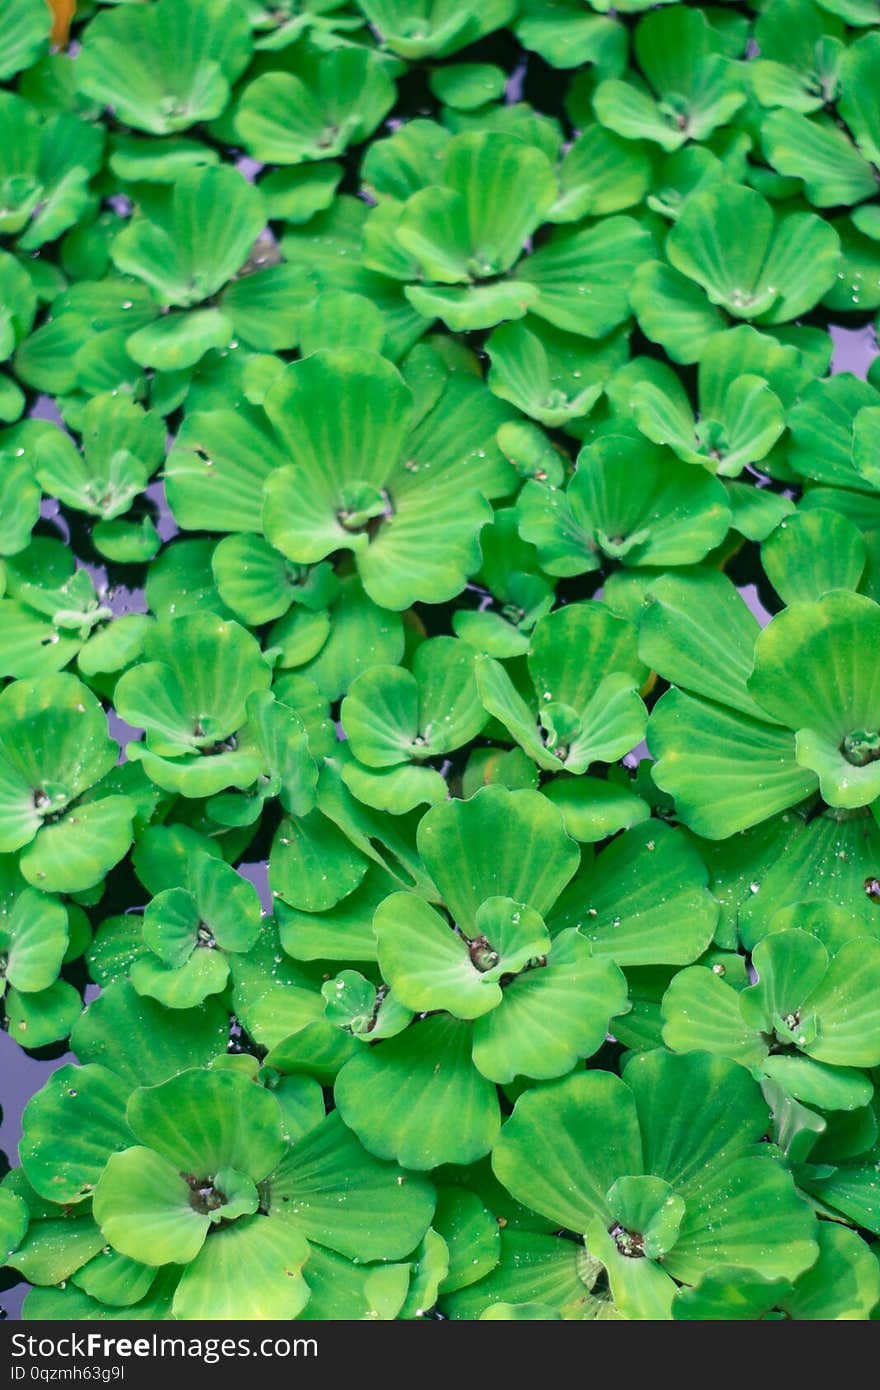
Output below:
[342,637,484,767]
[430,63,507,111]
[594,8,745,151]
[172,1216,310,1320]
[638,569,765,718]
[0,1188,29,1265]
[34,393,165,520]
[358,0,514,59]
[0,0,49,82]
[77,0,252,135]
[788,374,879,490]
[93,1146,211,1266]
[762,110,877,207]
[492,1069,642,1234]
[780,1222,880,1320]
[126,309,233,372]
[0,672,117,853]
[268,1110,434,1261]
[71,979,228,1089]
[471,931,629,1083]
[521,436,730,573]
[552,126,651,221]
[629,260,726,365]
[417,785,580,936]
[396,132,557,286]
[839,31,880,170]
[112,167,265,307]
[294,1244,410,1320]
[23,793,136,896]
[516,217,652,338]
[668,184,840,323]
[542,776,650,843]
[115,611,270,756]
[662,966,768,1067]
[0,888,68,994]
[762,509,867,605]
[648,689,818,838]
[749,592,880,808]
[126,1068,285,1179]
[515,0,626,71]
[20,1064,133,1205]
[487,318,625,427]
[234,48,396,164]
[5,980,82,1050]
[549,821,718,966]
[335,1015,501,1169]
[262,349,412,563]
[434,1187,500,1294]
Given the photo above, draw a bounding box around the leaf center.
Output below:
[842,729,880,766]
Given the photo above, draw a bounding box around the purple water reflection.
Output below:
[38,497,69,544]
[830,322,879,379]
[145,480,180,541]
[239,861,273,915]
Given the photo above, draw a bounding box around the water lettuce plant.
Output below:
[4,0,880,1326]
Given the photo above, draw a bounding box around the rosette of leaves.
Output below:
[748,0,845,114]
[339,637,486,813]
[129,853,263,1009]
[363,129,557,331]
[631,184,840,363]
[492,1049,818,1320]
[613,327,802,477]
[0,90,103,257]
[517,433,731,576]
[362,129,652,333]
[0,536,120,680]
[233,43,397,164]
[14,1055,436,1319]
[356,0,514,58]
[261,342,516,609]
[486,319,628,428]
[335,786,630,1168]
[643,570,821,837]
[11,278,161,428]
[451,508,555,661]
[33,393,166,525]
[662,927,880,1111]
[0,861,81,1049]
[210,538,341,656]
[113,612,273,797]
[475,603,648,781]
[109,167,293,371]
[435,1160,621,1321]
[76,0,253,135]
[0,672,136,893]
[592,7,746,151]
[759,32,880,209]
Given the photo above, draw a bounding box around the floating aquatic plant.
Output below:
[3,0,880,1325]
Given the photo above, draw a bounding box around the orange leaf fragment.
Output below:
[46,0,75,49]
